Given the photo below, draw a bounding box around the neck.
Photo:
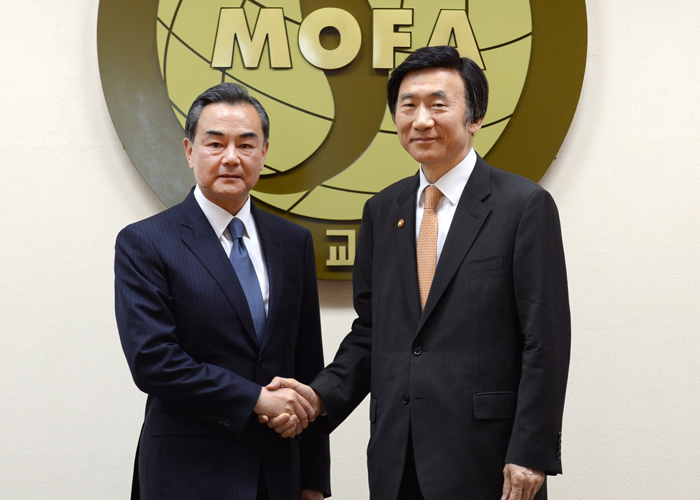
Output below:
[422,163,454,184]
[200,187,248,216]
[421,146,471,184]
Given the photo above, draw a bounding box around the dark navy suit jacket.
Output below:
[312,158,570,499]
[115,190,330,499]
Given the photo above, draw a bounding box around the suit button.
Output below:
[402,395,410,405]
[258,357,264,367]
[218,416,224,424]
[211,413,218,421]
[413,346,422,356]
[224,419,231,427]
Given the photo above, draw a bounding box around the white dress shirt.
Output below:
[194,185,269,315]
[415,148,477,264]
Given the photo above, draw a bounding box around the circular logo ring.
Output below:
[97,0,587,279]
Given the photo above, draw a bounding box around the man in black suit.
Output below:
[264,46,570,500]
[115,83,329,499]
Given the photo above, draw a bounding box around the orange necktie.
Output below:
[417,185,443,310]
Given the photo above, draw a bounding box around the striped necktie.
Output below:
[228,218,266,341]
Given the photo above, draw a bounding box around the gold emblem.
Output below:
[97,0,588,279]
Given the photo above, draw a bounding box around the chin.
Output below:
[408,145,437,158]
[217,189,246,199]
[213,180,244,192]
[412,153,440,165]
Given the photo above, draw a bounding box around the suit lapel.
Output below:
[252,203,281,350]
[391,176,422,326]
[178,192,260,346]
[417,157,492,333]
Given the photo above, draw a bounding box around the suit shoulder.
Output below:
[365,175,418,209]
[487,163,541,192]
[376,175,417,198]
[483,162,559,205]
[253,204,311,241]
[116,200,189,242]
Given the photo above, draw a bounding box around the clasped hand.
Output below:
[253,377,324,438]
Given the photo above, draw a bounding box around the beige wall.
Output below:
[1,1,699,497]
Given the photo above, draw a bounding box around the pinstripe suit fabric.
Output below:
[115,190,330,499]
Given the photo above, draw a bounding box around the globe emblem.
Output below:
[156,0,533,222]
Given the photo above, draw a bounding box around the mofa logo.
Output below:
[98,0,587,279]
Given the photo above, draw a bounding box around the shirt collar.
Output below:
[194,185,253,238]
[417,148,477,207]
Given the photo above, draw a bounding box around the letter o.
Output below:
[298,8,362,70]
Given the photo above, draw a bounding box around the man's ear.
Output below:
[183,137,194,169]
[468,118,483,135]
[260,141,270,171]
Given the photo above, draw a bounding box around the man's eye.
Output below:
[209,142,222,148]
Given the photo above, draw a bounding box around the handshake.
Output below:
[253,377,325,438]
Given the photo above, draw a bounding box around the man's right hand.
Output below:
[257,377,325,438]
[253,386,314,437]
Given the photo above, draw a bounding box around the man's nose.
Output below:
[413,105,434,130]
[222,145,239,166]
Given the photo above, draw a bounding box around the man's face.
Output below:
[395,68,482,181]
[184,102,268,214]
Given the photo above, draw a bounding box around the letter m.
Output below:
[211,8,291,69]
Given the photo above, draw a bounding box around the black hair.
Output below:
[184,82,270,143]
[387,45,488,124]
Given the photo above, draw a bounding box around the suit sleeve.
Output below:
[114,224,262,436]
[310,201,374,431]
[506,188,571,474]
[294,231,331,496]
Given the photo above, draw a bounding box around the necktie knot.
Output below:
[229,217,244,240]
[424,185,443,211]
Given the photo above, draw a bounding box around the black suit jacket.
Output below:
[115,190,330,499]
[312,157,570,499]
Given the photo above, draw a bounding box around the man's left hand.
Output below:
[300,489,323,500]
[501,463,544,500]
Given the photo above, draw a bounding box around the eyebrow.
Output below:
[203,130,224,137]
[399,90,448,100]
[203,130,259,139]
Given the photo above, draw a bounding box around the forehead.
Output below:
[196,102,263,136]
[398,67,466,98]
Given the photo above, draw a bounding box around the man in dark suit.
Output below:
[115,83,330,500]
[264,46,570,499]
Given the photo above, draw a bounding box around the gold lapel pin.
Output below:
[398,219,405,228]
